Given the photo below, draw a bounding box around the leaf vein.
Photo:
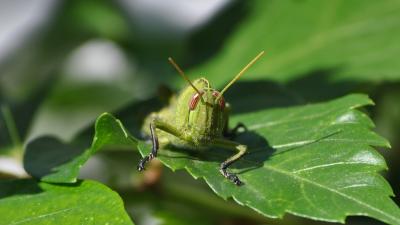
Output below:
[10,207,77,225]
[292,161,370,174]
[264,165,399,223]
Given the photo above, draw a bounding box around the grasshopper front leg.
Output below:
[222,104,247,138]
[137,118,190,171]
[224,122,247,139]
[137,122,158,171]
[212,139,247,186]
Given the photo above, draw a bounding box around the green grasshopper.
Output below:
[138,51,265,185]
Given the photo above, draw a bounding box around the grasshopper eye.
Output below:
[189,91,203,110]
[212,91,225,110]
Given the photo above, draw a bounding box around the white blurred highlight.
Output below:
[0,0,59,63]
[63,39,132,82]
[118,0,230,38]
[0,157,27,177]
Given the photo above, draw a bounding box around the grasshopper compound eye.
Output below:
[189,91,204,110]
[212,91,225,110]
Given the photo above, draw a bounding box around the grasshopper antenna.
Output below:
[168,57,202,96]
[216,51,265,101]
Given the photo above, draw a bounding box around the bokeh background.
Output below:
[1,0,399,224]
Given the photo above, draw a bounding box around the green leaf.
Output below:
[24,113,136,183]
[0,179,134,224]
[190,1,400,85]
[24,94,399,224]
[135,94,399,224]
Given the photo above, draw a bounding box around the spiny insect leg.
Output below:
[150,122,159,157]
[212,139,247,186]
[137,123,159,171]
[138,119,190,171]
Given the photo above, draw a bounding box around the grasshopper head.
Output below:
[186,78,227,139]
[168,52,264,141]
[188,78,225,111]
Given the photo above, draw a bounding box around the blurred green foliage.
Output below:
[1,0,400,225]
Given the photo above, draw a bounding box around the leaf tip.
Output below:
[384,140,392,149]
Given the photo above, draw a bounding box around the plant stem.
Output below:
[1,105,22,148]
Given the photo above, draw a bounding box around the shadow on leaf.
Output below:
[24,136,84,182]
[224,67,366,115]
[157,129,275,175]
[0,179,42,200]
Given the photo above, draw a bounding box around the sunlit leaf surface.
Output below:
[190,1,400,85]
[23,95,400,224]
[136,94,399,224]
[0,179,134,225]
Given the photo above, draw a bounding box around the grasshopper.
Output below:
[138,51,265,185]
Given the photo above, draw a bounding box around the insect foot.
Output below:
[137,153,156,171]
[220,163,243,186]
[137,156,148,171]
